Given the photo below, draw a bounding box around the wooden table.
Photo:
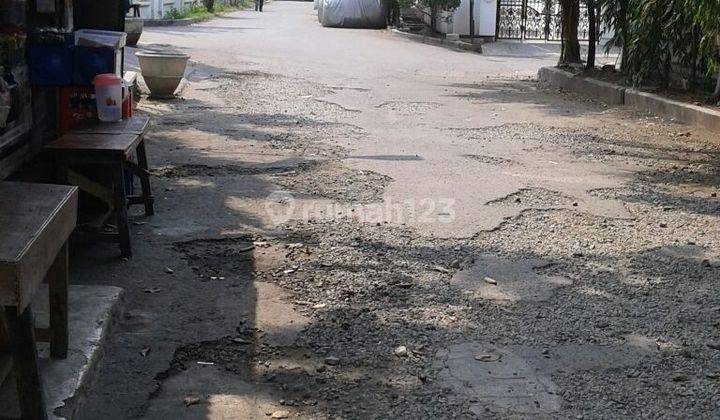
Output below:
[0,181,78,419]
[44,117,154,258]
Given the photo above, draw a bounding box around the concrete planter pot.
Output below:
[135,51,190,98]
[125,17,143,46]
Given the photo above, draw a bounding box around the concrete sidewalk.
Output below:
[0,286,122,419]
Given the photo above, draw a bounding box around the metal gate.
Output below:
[496,0,589,41]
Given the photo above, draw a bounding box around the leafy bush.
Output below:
[597,0,720,97]
[165,2,248,19]
[164,4,211,19]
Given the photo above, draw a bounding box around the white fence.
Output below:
[130,0,234,20]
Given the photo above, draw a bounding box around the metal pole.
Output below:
[469,0,475,42]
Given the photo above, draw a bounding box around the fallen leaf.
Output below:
[183,395,201,406]
[474,353,501,362]
[270,409,290,419]
[672,373,688,382]
[432,265,451,274]
[237,244,255,252]
[292,300,313,306]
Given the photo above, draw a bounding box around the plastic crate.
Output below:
[73,46,121,85]
[28,42,73,86]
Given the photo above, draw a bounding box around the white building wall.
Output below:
[424,0,497,37]
[129,0,199,19]
[451,0,496,37]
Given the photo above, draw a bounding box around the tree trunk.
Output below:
[559,0,581,66]
[688,29,698,92]
[715,36,720,103]
[618,0,628,72]
[430,6,437,33]
[391,1,400,26]
[586,0,596,70]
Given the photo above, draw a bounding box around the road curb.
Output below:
[624,89,720,133]
[538,66,720,132]
[537,66,625,105]
[390,29,483,53]
[143,16,208,26]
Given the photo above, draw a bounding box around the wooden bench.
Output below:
[0,181,78,419]
[44,117,154,258]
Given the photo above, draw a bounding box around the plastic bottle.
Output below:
[92,73,126,122]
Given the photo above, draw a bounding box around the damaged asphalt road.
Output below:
[72,3,720,419]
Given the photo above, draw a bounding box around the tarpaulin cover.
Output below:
[319,0,387,29]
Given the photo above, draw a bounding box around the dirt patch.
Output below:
[462,153,517,166]
[581,67,720,110]
[174,236,257,281]
[448,122,720,166]
[271,161,393,203]
[588,168,720,216]
[212,72,361,121]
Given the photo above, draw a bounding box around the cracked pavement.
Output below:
[73,2,720,419]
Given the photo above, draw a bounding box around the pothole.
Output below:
[588,184,720,215]
[174,236,257,280]
[462,154,516,166]
[156,334,256,381]
[486,187,576,208]
[153,163,319,178]
[376,101,441,114]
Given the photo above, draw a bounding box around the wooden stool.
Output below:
[44,117,153,259]
[0,182,78,419]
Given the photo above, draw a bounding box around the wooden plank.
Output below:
[47,242,68,359]
[0,311,11,387]
[0,182,78,309]
[44,133,142,155]
[66,168,113,204]
[5,306,47,420]
[70,116,149,136]
[135,139,155,216]
[125,160,150,178]
[111,162,132,258]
